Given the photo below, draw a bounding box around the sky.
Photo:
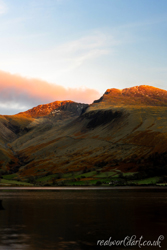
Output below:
[0,0,167,114]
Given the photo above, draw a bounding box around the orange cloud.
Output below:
[0,70,101,114]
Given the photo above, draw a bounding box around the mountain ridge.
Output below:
[17,100,88,118]
[9,85,167,118]
[93,85,167,107]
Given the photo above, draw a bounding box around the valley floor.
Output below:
[0,170,167,187]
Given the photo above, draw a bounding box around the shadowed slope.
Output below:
[0,114,34,170]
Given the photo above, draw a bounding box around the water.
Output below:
[0,187,167,250]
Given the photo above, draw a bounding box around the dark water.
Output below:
[0,188,167,250]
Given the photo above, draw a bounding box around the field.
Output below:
[0,170,165,187]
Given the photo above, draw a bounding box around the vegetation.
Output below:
[1,152,167,186]
[2,174,18,180]
[0,179,33,186]
[0,168,166,187]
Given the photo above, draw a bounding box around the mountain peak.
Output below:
[95,85,167,107]
[18,100,88,118]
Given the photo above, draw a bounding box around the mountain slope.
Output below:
[1,85,167,182]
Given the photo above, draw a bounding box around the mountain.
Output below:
[0,101,88,173]
[0,85,167,185]
[94,85,167,106]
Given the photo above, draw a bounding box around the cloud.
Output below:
[0,0,7,14]
[0,70,100,115]
[0,31,117,91]
[39,32,114,74]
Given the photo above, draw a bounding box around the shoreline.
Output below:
[0,186,167,190]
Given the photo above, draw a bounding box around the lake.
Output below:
[0,187,167,250]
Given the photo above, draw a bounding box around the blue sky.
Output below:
[0,0,167,114]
